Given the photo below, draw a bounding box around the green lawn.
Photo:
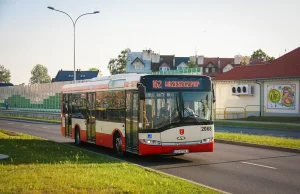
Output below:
[0,129,219,194]
[235,116,300,123]
[214,121,300,131]
[215,132,300,150]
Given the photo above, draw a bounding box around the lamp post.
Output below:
[47,6,99,83]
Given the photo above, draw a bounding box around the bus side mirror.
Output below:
[138,83,146,100]
[212,83,216,103]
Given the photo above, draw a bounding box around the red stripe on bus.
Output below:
[138,141,214,155]
[72,128,75,139]
[80,130,87,142]
[95,129,125,150]
[96,133,113,148]
[61,127,65,137]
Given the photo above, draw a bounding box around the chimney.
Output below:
[142,49,152,61]
[234,55,241,65]
[197,55,204,65]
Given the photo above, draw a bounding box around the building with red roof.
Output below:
[213,47,300,118]
[196,55,265,78]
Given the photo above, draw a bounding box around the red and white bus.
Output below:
[61,73,215,156]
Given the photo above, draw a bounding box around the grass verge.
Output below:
[0,114,60,123]
[0,129,219,194]
[215,132,300,150]
[214,121,300,131]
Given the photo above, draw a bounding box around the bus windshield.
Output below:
[144,91,212,129]
[182,92,212,121]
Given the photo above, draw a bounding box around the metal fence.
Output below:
[151,67,203,75]
[214,105,266,120]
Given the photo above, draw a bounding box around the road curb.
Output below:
[215,139,300,154]
[0,116,59,124]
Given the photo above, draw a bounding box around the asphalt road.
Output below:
[215,126,300,138]
[1,117,300,194]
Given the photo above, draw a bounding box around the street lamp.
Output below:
[47,6,99,83]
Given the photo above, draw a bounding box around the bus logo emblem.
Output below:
[180,129,184,135]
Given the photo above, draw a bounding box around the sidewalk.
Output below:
[215,119,300,126]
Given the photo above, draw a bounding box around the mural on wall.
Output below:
[267,84,296,109]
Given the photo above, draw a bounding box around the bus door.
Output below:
[125,91,139,153]
[86,93,96,142]
[63,94,72,137]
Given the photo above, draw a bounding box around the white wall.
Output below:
[264,80,299,114]
[215,82,260,118]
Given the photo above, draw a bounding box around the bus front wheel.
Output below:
[114,133,123,156]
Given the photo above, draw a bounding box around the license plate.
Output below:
[173,149,189,154]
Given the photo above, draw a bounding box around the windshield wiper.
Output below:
[176,96,182,120]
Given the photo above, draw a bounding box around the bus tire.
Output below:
[113,132,124,156]
[75,126,82,146]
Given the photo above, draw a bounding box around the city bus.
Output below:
[61,73,215,156]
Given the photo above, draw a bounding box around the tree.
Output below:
[29,64,51,84]
[107,49,129,75]
[89,67,99,71]
[0,65,11,83]
[251,49,275,61]
[187,60,198,68]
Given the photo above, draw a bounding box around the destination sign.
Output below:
[152,80,201,89]
[141,75,211,91]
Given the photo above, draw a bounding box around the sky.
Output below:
[0,0,300,85]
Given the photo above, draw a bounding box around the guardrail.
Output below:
[214,108,225,120]
[0,109,60,119]
[214,105,266,120]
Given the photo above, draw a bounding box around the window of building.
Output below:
[134,63,144,69]
[223,64,233,73]
[160,67,169,71]
[205,63,217,73]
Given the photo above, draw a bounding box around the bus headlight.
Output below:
[140,139,161,145]
[200,137,213,144]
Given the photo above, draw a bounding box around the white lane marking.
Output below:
[24,125,31,127]
[7,123,14,124]
[241,162,277,169]
[42,126,50,129]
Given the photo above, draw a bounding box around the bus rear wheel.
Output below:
[114,133,123,156]
[75,126,82,146]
